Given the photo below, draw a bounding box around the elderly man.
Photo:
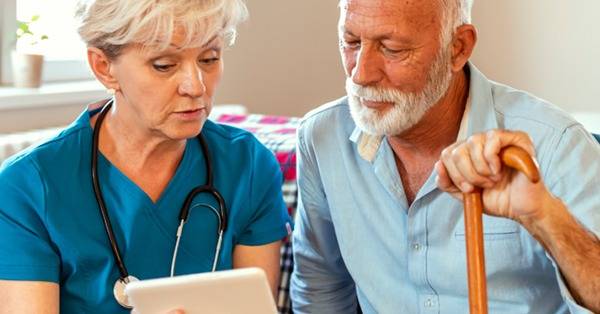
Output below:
[290,0,600,313]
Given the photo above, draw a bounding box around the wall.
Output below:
[0,1,345,134]
[215,0,345,117]
[218,1,600,117]
[470,0,600,113]
[3,1,598,133]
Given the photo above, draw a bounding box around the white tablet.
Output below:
[125,267,277,314]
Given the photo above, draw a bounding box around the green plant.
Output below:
[16,15,48,46]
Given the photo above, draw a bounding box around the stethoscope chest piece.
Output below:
[113,275,139,309]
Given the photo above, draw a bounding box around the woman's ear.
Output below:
[87,47,119,91]
[450,24,478,73]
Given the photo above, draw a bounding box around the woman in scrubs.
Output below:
[0,0,291,312]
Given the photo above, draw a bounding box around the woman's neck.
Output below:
[93,103,186,202]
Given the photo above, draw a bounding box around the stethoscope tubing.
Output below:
[91,100,228,308]
[92,102,130,280]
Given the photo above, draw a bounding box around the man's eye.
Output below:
[340,40,360,49]
[384,48,400,54]
[382,47,410,58]
[152,63,175,72]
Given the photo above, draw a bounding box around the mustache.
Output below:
[345,79,405,103]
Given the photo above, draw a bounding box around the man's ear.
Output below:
[87,47,119,91]
[450,24,477,72]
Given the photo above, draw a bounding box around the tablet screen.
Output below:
[125,267,277,314]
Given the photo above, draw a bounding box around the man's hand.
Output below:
[435,129,552,224]
[436,128,600,312]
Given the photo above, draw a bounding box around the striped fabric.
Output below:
[215,113,299,314]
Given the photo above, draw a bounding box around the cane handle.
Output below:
[463,145,539,314]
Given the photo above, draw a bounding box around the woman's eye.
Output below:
[152,63,175,72]
[199,57,220,65]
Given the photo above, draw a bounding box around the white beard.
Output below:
[346,47,454,136]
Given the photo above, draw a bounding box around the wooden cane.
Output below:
[463,145,540,314]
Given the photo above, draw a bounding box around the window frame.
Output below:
[0,0,16,85]
[0,0,93,85]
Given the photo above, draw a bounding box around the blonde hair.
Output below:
[76,0,248,59]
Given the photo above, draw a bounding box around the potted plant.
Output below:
[11,15,48,88]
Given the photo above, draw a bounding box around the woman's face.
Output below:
[109,33,224,140]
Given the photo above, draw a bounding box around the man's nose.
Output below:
[351,46,383,86]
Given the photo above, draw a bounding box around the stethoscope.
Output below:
[91,100,228,309]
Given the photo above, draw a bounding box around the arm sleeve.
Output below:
[290,126,357,314]
[237,138,292,246]
[0,157,60,282]
[542,125,600,313]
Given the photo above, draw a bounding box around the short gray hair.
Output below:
[439,0,474,42]
[76,0,248,59]
[337,0,474,45]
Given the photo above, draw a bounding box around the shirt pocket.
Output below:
[453,215,527,282]
[454,215,520,241]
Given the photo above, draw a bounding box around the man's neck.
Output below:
[387,68,470,205]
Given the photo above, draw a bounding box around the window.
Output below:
[1,0,92,85]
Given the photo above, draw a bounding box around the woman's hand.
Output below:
[435,129,553,224]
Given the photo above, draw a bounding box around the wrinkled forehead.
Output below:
[339,0,443,36]
[139,23,226,56]
[169,25,224,48]
[134,33,225,59]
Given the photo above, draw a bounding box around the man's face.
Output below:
[339,0,454,136]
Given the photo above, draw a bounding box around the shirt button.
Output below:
[411,243,421,251]
[424,298,433,308]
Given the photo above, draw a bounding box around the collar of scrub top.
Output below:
[90,99,228,309]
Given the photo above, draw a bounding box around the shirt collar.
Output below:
[465,62,500,135]
[349,62,498,162]
[349,127,383,162]
[456,94,471,142]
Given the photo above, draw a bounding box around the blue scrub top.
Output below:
[0,107,291,313]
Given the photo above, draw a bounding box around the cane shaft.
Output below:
[464,190,488,314]
[462,145,539,314]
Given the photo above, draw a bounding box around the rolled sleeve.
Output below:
[548,254,594,314]
[542,125,600,312]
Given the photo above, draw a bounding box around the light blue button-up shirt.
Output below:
[291,63,600,314]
